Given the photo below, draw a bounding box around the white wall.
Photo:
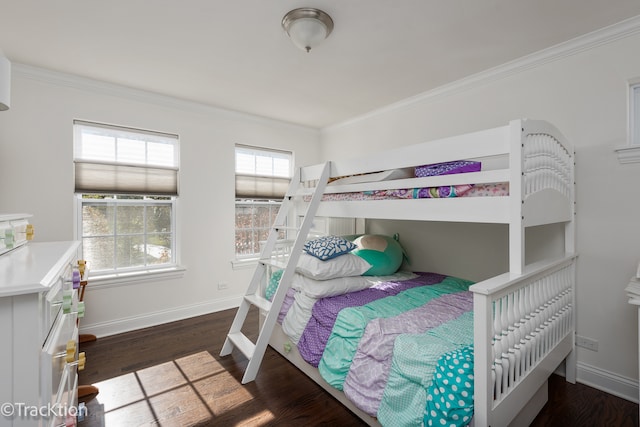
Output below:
[321,29,640,399]
[0,66,321,336]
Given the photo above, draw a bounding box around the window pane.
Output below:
[82,204,114,236]
[148,141,175,167]
[235,151,255,174]
[272,157,290,177]
[235,229,255,256]
[81,133,115,162]
[255,154,273,176]
[235,205,254,229]
[270,205,279,225]
[147,205,172,233]
[147,233,172,264]
[117,137,146,164]
[254,205,272,229]
[83,236,114,271]
[257,229,270,245]
[116,205,145,234]
[117,235,146,269]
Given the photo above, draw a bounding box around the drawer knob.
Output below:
[4,230,13,248]
[72,268,81,289]
[65,340,76,364]
[77,259,87,279]
[77,301,85,318]
[25,224,34,240]
[78,352,86,371]
[62,290,73,314]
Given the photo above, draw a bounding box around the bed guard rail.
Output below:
[470,253,577,426]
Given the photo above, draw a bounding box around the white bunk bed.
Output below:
[259,119,576,427]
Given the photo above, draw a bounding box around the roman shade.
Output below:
[74,120,179,196]
[235,145,292,199]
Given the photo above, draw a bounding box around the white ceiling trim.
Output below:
[13,63,319,133]
[11,13,640,133]
[325,14,640,132]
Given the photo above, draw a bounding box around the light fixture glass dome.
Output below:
[282,8,334,53]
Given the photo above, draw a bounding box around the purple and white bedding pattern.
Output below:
[319,183,509,202]
[414,160,481,177]
[342,291,473,417]
[278,272,476,426]
[296,272,447,367]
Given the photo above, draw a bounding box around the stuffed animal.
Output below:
[351,234,406,276]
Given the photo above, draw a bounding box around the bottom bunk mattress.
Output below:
[277,271,476,427]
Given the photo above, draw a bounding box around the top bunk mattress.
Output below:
[309,159,509,203]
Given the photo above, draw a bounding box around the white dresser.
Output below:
[0,241,82,427]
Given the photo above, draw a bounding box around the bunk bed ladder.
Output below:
[220,161,332,384]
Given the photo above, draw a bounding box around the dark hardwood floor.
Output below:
[78,308,638,427]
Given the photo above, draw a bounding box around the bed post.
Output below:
[509,119,525,275]
[564,147,578,384]
[473,290,493,427]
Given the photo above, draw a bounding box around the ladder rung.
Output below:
[273,226,299,232]
[296,188,315,196]
[226,332,255,359]
[259,258,289,269]
[245,294,272,312]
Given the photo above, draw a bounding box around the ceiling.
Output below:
[1,1,640,129]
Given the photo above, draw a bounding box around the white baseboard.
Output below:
[79,295,242,338]
[577,361,638,403]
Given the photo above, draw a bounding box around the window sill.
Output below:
[85,266,186,290]
[231,258,258,270]
[615,145,640,164]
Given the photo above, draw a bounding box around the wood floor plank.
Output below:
[78,308,638,426]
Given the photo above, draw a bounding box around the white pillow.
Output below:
[291,273,374,298]
[296,253,371,280]
[328,168,414,186]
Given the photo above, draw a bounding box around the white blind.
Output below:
[235,145,292,199]
[74,120,179,196]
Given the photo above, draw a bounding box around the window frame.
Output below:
[630,82,640,146]
[616,79,640,164]
[233,145,293,264]
[73,121,182,283]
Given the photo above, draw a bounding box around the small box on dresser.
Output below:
[0,241,82,427]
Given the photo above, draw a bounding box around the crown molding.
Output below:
[325,14,640,132]
[13,63,319,134]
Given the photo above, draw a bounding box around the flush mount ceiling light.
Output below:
[282,8,334,53]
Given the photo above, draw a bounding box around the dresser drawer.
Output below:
[46,363,78,427]
[42,261,77,344]
[41,308,78,418]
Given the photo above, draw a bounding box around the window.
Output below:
[631,82,640,146]
[617,81,640,163]
[235,145,292,259]
[74,120,180,277]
